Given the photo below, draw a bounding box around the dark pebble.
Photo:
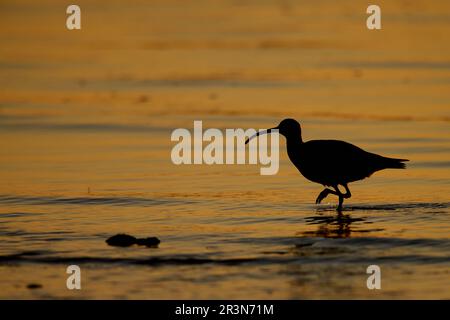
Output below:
[106,234,137,247]
[106,234,160,248]
[136,237,161,247]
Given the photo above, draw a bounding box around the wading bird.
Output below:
[245,119,408,211]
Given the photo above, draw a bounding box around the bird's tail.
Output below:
[383,157,409,169]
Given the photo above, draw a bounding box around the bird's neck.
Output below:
[285,133,303,145]
[286,136,303,153]
[285,137,304,169]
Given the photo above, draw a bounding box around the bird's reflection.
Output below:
[300,211,366,238]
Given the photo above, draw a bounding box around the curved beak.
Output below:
[245,127,278,145]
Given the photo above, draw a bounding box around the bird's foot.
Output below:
[315,189,329,204]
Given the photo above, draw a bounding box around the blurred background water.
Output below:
[0,0,449,298]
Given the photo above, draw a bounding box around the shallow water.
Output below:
[0,0,450,299]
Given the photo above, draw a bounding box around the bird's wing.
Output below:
[301,140,379,182]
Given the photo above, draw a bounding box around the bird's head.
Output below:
[245,118,302,144]
[277,118,302,138]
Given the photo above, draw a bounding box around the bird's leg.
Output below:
[343,184,352,199]
[335,184,352,212]
[337,196,344,212]
[315,188,339,204]
[334,186,344,212]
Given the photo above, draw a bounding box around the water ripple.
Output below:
[0,195,197,207]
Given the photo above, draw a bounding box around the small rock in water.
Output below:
[106,234,137,247]
[136,237,161,247]
[106,234,160,248]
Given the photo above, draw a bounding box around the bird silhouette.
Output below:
[246,118,408,211]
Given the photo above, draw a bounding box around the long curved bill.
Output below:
[245,127,278,144]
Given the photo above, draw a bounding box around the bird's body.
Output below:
[287,139,406,187]
[246,118,408,211]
